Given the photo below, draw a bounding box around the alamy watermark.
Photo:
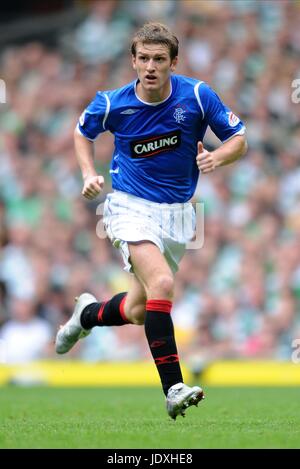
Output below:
[0,79,6,103]
[291,339,300,364]
[95,199,205,250]
[291,79,300,104]
[0,339,6,364]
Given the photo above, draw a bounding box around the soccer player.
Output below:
[55,23,247,419]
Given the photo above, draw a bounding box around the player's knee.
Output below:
[149,274,174,299]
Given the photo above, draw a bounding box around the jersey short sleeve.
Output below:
[76,91,109,141]
[198,82,245,143]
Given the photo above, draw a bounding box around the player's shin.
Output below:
[145,299,183,395]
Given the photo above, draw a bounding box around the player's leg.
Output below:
[55,275,146,354]
[129,241,175,300]
[79,274,146,329]
[123,274,146,325]
[128,241,204,419]
[128,241,180,394]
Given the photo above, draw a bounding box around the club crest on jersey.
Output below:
[130,130,181,158]
[227,111,240,127]
[173,104,187,123]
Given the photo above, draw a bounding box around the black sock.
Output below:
[80,292,129,328]
[145,299,183,396]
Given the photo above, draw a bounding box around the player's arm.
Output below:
[196,135,247,174]
[74,130,104,200]
[75,91,109,199]
[196,82,247,174]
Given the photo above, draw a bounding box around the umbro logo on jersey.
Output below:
[120,108,139,115]
[130,130,181,158]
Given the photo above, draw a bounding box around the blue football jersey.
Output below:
[77,74,245,203]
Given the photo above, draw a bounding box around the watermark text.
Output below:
[291,338,300,364]
[0,79,6,103]
[291,78,300,104]
[0,339,6,364]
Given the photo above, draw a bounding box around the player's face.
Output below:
[132,43,177,98]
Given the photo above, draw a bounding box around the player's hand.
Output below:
[82,175,104,200]
[196,141,217,173]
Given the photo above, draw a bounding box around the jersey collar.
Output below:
[134,78,173,106]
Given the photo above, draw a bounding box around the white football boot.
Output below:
[166,382,204,420]
[55,293,97,354]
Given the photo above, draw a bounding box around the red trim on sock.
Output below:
[154,354,179,365]
[97,302,106,323]
[146,299,172,313]
[119,294,129,323]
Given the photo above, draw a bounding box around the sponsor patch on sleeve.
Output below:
[228,111,240,127]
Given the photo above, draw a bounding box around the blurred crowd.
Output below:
[0,0,300,367]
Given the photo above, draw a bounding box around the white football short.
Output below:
[103,191,195,273]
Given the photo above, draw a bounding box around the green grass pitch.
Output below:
[0,386,299,448]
